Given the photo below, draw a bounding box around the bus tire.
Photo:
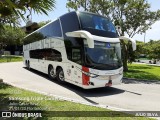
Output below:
[27,61,30,70]
[56,68,65,83]
[25,60,28,67]
[48,66,55,80]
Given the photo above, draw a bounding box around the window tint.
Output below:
[30,49,62,62]
[60,12,80,38]
[80,13,116,33]
[66,47,72,60]
[38,20,62,38]
[44,49,62,62]
[60,12,84,62]
[23,32,46,45]
[30,49,40,59]
[52,20,62,37]
[79,12,118,38]
[72,48,82,64]
[65,47,82,65]
[24,20,62,45]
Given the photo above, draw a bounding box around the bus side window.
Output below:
[53,50,62,62]
[43,49,62,62]
[72,48,82,64]
[60,12,80,38]
[30,49,40,59]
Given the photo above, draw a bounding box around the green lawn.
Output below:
[124,64,160,81]
[0,55,23,63]
[0,83,152,120]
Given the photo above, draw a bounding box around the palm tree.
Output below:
[0,0,56,24]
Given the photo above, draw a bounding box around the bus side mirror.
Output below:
[119,36,136,51]
[66,30,94,48]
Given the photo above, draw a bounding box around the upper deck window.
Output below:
[38,20,62,38]
[79,12,118,38]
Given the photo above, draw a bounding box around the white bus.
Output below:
[23,11,136,89]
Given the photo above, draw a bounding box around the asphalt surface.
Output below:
[0,62,160,111]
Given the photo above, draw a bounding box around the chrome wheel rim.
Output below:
[50,68,54,77]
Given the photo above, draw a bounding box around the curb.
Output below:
[122,78,160,84]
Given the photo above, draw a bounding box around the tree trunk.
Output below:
[123,55,128,72]
[121,40,128,72]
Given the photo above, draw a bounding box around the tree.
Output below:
[0,0,56,55]
[66,0,112,16]
[0,0,56,26]
[144,40,160,60]
[134,41,145,58]
[125,40,160,61]
[38,20,51,28]
[66,0,160,71]
[0,25,25,50]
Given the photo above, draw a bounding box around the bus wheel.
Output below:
[25,60,28,67]
[48,66,55,80]
[56,68,65,83]
[27,61,30,70]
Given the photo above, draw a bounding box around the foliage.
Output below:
[134,41,145,59]
[67,0,160,37]
[0,83,153,119]
[0,25,25,49]
[66,0,160,71]
[133,40,160,60]
[0,20,51,50]
[66,0,112,16]
[0,0,56,28]
[0,55,22,63]
[112,0,160,37]
[144,40,160,59]
[0,0,19,26]
[124,64,160,81]
[38,20,51,28]
[0,0,56,18]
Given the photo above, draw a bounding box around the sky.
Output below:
[21,0,160,43]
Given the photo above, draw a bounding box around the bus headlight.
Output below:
[82,71,99,78]
[89,73,99,78]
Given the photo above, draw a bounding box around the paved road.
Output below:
[0,62,160,111]
[134,60,160,66]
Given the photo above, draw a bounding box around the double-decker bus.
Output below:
[23,11,136,89]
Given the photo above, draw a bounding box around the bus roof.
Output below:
[24,11,111,38]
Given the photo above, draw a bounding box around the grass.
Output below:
[0,83,152,120]
[124,64,160,81]
[0,55,23,63]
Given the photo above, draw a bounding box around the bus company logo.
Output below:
[2,112,11,117]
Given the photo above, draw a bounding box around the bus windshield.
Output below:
[84,41,122,70]
[79,12,118,38]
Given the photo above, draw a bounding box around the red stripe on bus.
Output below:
[82,66,90,85]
